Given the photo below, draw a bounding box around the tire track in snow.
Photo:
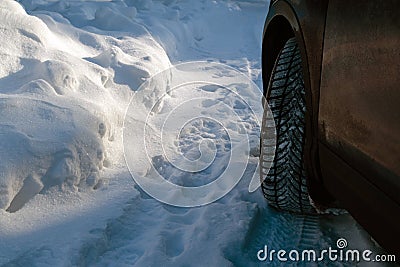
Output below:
[225,207,394,267]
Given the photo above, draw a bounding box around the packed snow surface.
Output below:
[0,0,386,266]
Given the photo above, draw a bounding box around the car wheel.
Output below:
[260,37,316,214]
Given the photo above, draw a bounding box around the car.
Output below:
[259,0,400,257]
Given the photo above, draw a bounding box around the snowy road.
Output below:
[0,0,392,266]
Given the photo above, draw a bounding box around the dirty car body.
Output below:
[262,0,400,255]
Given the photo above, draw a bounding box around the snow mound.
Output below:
[0,0,171,212]
[0,94,106,212]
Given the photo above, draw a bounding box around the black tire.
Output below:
[260,37,315,214]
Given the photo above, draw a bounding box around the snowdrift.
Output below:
[0,0,170,212]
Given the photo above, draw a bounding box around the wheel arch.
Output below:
[261,0,335,206]
[261,2,307,99]
[261,15,294,98]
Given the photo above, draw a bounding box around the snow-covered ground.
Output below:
[0,0,388,266]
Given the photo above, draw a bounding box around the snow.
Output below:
[0,0,384,266]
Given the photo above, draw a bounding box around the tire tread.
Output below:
[260,37,315,214]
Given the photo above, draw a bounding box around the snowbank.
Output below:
[0,0,171,212]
